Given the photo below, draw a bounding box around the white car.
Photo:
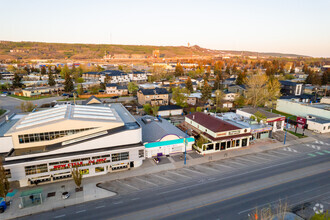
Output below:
[1,94,7,97]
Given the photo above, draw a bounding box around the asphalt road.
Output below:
[18,142,330,220]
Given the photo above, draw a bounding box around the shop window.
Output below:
[215,143,220,151]
[226,141,231,149]
[80,169,89,175]
[112,152,129,162]
[236,140,240,147]
[95,167,105,173]
[206,143,214,151]
[221,142,226,150]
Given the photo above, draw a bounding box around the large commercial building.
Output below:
[1,104,145,187]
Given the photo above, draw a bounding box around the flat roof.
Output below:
[308,115,330,124]
[238,107,283,119]
[135,116,187,143]
[186,112,240,133]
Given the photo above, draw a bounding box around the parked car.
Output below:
[62,192,70,199]
[1,94,6,97]
[111,96,119,99]
[62,93,68,96]
[153,157,160,164]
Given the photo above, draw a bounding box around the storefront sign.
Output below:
[228,130,240,135]
[216,132,226,137]
[53,158,107,169]
[251,127,272,134]
[297,117,307,125]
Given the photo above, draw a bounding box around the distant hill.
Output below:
[0,41,307,60]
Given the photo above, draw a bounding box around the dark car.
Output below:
[62,93,68,96]
[111,96,119,99]
[153,157,160,164]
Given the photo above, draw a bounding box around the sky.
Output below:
[1,0,330,57]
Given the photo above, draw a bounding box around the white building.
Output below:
[1,104,145,187]
[306,115,330,133]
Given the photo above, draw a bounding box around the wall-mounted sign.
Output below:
[297,117,307,125]
[228,130,240,135]
[216,132,226,137]
[53,158,107,169]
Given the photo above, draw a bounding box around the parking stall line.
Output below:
[153,174,176,183]
[134,176,158,186]
[196,164,221,173]
[167,170,191,179]
[54,214,66,219]
[257,152,281,159]
[76,210,86,214]
[234,157,261,165]
[225,160,246,167]
[96,205,105,209]
[268,150,290,157]
[116,180,140,191]
[212,163,235,169]
[182,167,206,176]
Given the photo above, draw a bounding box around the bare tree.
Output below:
[0,159,10,201]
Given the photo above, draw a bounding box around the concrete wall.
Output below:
[307,121,330,133]
[276,99,330,118]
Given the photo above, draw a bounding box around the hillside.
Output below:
[0,41,306,60]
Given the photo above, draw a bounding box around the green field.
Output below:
[9,94,54,100]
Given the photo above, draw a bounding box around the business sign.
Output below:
[297,117,307,125]
[53,158,107,169]
[228,130,240,135]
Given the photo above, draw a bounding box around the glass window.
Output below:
[236,140,240,147]
[101,155,110,158]
[206,144,214,151]
[25,165,36,175]
[5,169,11,178]
[36,164,48,173]
[80,169,89,175]
[139,150,144,158]
[221,142,226,150]
[215,143,220,151]
[242,138,248,147]
[92,156,101,159]
[95,167,105,173]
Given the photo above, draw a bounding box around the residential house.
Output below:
[106,83,128,96]
[100,70,130,84]
[137,88,169,106]
[279,80,304,96]
[228,84,246,96]
[128,71,147,83]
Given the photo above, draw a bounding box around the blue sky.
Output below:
[1,0,330,57]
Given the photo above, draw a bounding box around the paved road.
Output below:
[17,139,330,220]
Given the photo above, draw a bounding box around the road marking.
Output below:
[167,170,191,179]
[76,210,86,213]
[312,145,321,150]
[323,150,330,154]
[316,152,325,155]
[257,152,280,159]
[212,163,234,169]
[226,160,246,167]
[235,157,260,164]
[196,164,221,172]
[113,201,123,205]
[153,174,176,182]
[134,177,158,186]
[131,198,140,201]
[269,150,289,157]
[117,180,140,190]
[245,155,270,162]
[96,205,105,209]
[54,214,66,218]
[319,141,325,145]
[308,153,316,157]
[182,167,206,176]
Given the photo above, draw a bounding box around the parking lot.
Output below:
[98,141,330,195]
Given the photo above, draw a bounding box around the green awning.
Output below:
[20,188,43,197]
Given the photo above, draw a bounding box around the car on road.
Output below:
[111,96,119,99]
[1,94,6,97]
[153,157,160,164]
[61,192,70,199]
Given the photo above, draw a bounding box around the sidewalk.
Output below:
[1,136,317,219]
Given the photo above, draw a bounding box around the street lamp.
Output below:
[283,116,294,145]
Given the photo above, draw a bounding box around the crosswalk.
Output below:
[283,147,298,153]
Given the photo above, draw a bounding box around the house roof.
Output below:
[279,80,300,86]
[186,112,240,133]
[139,88,169,95]
[82,95,102,105]
[106,84,128,90]
[158,105,183,111]
[238,107,282,119]
[101,70,127,76]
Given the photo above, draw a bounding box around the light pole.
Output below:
[184,130,188,165]
[284,116,294,145]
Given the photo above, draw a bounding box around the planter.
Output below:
[75,187,83,192]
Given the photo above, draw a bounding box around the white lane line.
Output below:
[131,198,140,201]
[258,152,280,159]
[96,205,105,209]
[54,214,66,219]
[113,201,123,205]
[225,160,246,167]
[76,210,86,213]
[245,155,270,162]
[153,174,176,183]
[134,177,158,186]
[116,180,140,190]
[167,170,191,179]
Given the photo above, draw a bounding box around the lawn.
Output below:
[267,109,297,121]
[284,129,307,138]
[57,97,87,101]
[0,108,6,116]
[9,94,54,101]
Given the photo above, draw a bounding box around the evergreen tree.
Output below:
[321,69,330,85]
[236,72,246,85]
[40,66,46,75]
[201,81,212,102]
[225,65,230,75]
[213,74,221,90]
[185,77,193,93]
[175,63,184,77]
[13,73,22,88]
[64,72,74,92]
[290,64,295,73]
[48,70,56,86]
[60,65,70,78]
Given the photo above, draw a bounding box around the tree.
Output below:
[71,166,82,190]
[213,74,221,90]
[172,87,188,107]
[151,105,159,116]
[89,85,100,94]
[175,63,184,77]
[185,77,193,93]
[234,95,245,107]
[12,73,22,88]
[254,111,267,124]
[40,66,46,75]
[143,104,152,115]
[215,90,223,109]
[236,72,247,85]
[48,70,56,87]
[266,78,281,107]
[245,74,268,107]
[321,69,330,85]
[60,65,70,79]
[0,158,10,201]
[128,82,139,95]
[77,84,84,95]
[201,81,212,102]
[7,65,16,73]
[290,64,295,73]
[19,101,35,112]
[64,72,74,92]
[225,65,230,75]
[196,136,208,150]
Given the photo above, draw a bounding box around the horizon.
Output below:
[1,0,330,57]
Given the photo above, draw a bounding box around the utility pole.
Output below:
[184,130,188,165]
